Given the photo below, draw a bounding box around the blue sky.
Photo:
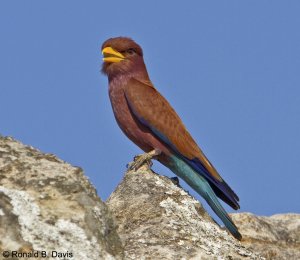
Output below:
[1,1,299,218]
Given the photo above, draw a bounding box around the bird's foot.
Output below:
[127,149,161,171]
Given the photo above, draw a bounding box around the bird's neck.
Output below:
[108,59,150,85]
[108,69,149,84]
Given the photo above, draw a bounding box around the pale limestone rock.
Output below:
[0,136,123,260]
[231,213,300,260]
[107,164,263,260]
[1,135,298,260]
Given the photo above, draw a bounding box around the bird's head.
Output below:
[101,37,146,79]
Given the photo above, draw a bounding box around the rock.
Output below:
[231,213,300,260]
[1,135,298,260]
[0,136,123,260]
[107,164,263,260]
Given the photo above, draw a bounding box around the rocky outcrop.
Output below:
[107,164,262,260]
[231,213,300,260]
[0,136,299,259]
[0,136,123,259]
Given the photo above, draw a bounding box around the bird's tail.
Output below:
[200,180,242,240]
[168,156,242,240]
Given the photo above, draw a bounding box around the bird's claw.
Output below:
[127,153,153,171]
[127,149,161,171]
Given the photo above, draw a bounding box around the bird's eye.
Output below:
[126,48,136,55]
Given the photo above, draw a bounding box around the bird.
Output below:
[101,37,242,240]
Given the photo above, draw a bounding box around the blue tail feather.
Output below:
[167,155,242,240]
[202,181,242,240]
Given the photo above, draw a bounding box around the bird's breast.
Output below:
[108,80,152,151]
[108,79,171,156]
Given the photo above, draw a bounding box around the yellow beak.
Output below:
[102,47,125,63]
